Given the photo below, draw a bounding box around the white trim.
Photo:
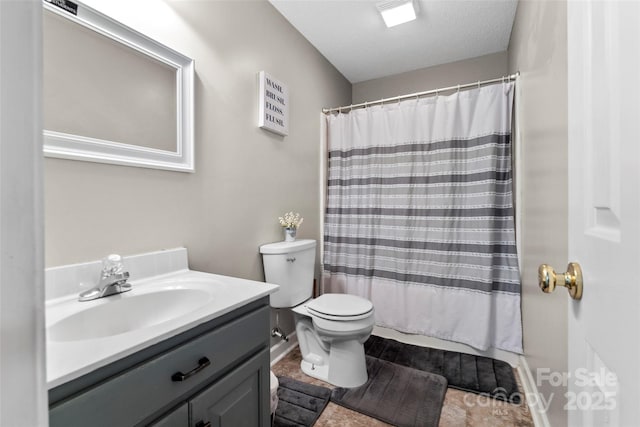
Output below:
[517,355,552,427]
[42,0,195,172]
[270,331,299,367]
[0,1,48,425]
[43,130,194,173]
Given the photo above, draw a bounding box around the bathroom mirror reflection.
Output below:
[42,1,194,172]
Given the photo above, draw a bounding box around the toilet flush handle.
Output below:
[286,257,296,263]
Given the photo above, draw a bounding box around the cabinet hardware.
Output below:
[171,357,211,382]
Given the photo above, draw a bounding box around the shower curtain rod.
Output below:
[322,72,519,114]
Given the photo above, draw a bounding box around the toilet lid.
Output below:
[306,294,373,319]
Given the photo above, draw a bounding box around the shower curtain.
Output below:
[323,82,522,353]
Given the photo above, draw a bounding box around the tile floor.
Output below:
[271,345,535,427]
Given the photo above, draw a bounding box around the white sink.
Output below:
[48,286,214,342]
[47,284,218,341]
[46,268,279,389]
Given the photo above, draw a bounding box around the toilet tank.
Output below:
[259,239,316,308]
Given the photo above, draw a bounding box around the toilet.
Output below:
[260,239,374,388]
[269,371,279,418]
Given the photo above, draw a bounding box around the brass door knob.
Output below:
[538,262,583,300]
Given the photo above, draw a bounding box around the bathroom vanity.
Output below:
[46,248,278,427]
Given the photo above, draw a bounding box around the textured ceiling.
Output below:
[269,0,518,83]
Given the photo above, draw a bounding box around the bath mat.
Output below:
[274,376,331,427]
[331,356,447,427]
[365,335,521,403]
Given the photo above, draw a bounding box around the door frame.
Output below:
[0,1,47,425]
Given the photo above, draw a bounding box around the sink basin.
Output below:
[45,266,279,388]
[48,287,213,342]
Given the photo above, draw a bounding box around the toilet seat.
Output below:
[306,294,374,321]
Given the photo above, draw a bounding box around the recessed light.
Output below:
[376,0,417,28]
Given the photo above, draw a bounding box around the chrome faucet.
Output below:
[79,254,132,301]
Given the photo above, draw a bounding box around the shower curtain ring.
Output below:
[457,84,460,92]
[477,80,481,89]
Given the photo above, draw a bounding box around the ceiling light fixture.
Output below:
[376,0,417,28]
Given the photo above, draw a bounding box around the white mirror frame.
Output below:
[43,0,195,172]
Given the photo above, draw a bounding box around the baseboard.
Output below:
[270,331,298,367]
[372,326,520,366]
[517,355,551,427]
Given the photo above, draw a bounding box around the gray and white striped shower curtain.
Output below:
[323,82,522,353]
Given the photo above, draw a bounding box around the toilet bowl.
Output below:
[269,371,279,415]
[260,240,375,388]
[293,294,374,388]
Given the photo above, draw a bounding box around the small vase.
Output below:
[284,227,296,242]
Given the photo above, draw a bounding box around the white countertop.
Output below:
[46,269,278,389]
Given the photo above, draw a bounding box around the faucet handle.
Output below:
[102,254,124,276]
[79,254,130,301]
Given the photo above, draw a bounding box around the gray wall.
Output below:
[45,0,350,271]
[44,9,177,152]
[44,0,351,344]
[352,51,508,103]
[508,1,568,426]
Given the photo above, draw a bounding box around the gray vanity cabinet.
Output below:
[190,350,268,427]
[149,404,188,427]
[49,298,271,427]
[150,349,269,427]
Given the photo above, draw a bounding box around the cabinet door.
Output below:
[190,349,270,427]
[149,403,188,427]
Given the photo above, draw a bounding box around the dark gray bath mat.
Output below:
[365,335,521,403]
[331,356,447,427]
[274,376,331,427]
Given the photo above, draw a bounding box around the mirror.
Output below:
[42,0,194,172]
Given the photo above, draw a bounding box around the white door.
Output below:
[567,1,640,426]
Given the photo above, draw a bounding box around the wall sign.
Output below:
[45,0,78,15]
[258,71,289,136]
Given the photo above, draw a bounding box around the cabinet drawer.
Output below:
[50,305,269,427]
